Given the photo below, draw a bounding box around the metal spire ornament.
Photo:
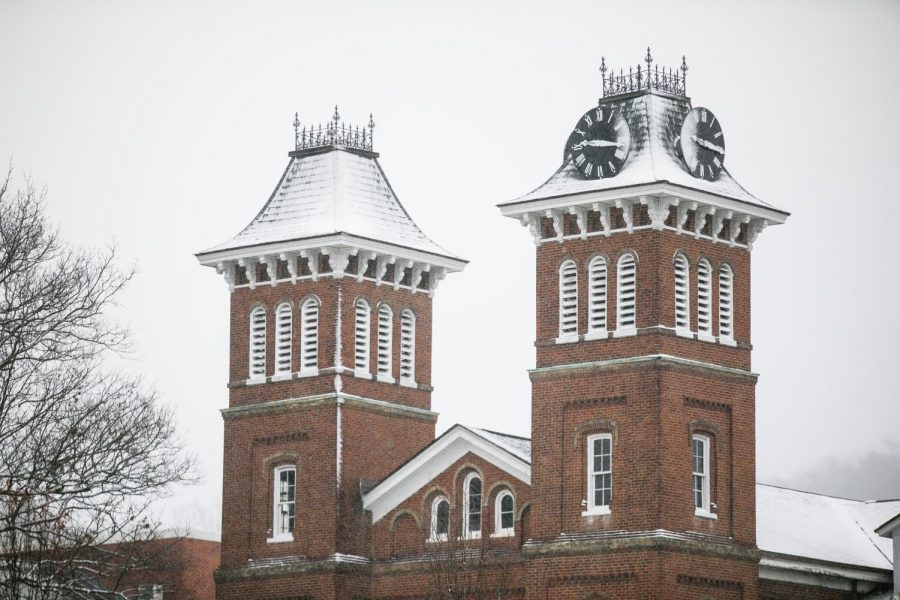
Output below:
[291,108,376,153]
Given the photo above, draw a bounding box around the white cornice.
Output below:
[362,425,531,523]
[499,184,786,249]
[196,233,464,294]
[220,392,438,420]
[529,353,758,380]
[759,557,889,589]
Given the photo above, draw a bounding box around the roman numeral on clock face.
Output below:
[575,154,586,166]
[585,162,593,176]
[583,115,593,127]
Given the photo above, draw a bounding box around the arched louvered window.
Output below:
[697,259,713,340]
[674,253,690,336]
[274,303,292,376]
[399,309,416,386]
[354,299,371,377]
[377,304,394,383]
[615,253,637,336]
[558,260,578,342]
[719,264,735,345]
[429,495,449,542]
[249,306,266,380]
[299,298,319,375]
[463,472,482,538]
[586,256,607,339]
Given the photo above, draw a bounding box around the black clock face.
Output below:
[679,107,725,181]
[567,107,631,179]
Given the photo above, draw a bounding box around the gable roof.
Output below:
[755,484,897,572]
[198,147,459,262]
[500,89,787,218]
[361,424,530,523]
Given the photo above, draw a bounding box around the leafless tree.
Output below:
[0,172,196,599]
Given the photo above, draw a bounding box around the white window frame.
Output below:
[376,303,395,383]
[269,465,296,542]
[462,472,482,539]
[584,433,612,516]
[354,298,371,379]
[399,309,416,387]
[674,252,691,338]
[692,434,716,519]
[428,495,450,543]
[718,264,735,346]
[273,302,292,381]
[585,256,608,340]
[248,306,267,383]
[697,259,715,342]
[299,298,319,376]
[557,260,578,343]
[614,253,637,338]
[491,490,515,538]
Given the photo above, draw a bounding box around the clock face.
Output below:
[679,107,725,181]
[567,107,631,179]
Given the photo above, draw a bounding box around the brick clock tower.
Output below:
[499,53,788,598]
[197,110,466,599]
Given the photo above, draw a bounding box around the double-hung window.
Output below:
[271,466,296,541]
[585,433,612,515]
[692,434,715,518]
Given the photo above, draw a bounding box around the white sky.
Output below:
[2,0,898,531]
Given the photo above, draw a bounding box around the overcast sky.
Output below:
[1,0,898,532]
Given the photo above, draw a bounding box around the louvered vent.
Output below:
[674,253,690,332]
[558,260,578,340]
[300,298,319,374]
[354,299,371,375]
[400,309,415,385]
[275,303,292,375]
[719,264,734,341]
[588,256,607,335]
[249,306,266,380]
[616,254,637,333]
[697,259,713,338]
[377,304,394,382]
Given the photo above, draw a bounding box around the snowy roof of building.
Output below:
[469,428,532,463]
[500,89,786,215]
[756,484,897,571]
[198,147,459,261]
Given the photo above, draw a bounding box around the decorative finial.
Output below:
[333,105,340,124]
[645,47,653,70]
[681,55,688,74]
[368,113,375,130]
[599,56,607,75]
[293,112,300,150]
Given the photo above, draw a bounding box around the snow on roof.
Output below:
[757,483,897,571]
[469,428,531,463]
[200,147,458,260]
[501,89,783,213]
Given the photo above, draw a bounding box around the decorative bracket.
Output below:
[616,198,634,232]
[730,214,750,247]
[238,257,258,289]
[649,196,677,230]
[375,255,395,286]
[300,249,320,281]
[545,209,564,243]
[394,259,413,290]
[262,255,278,287]
[592,202,612,237]
[711,210,731,244]
[428,267,447,297]
[694,206,714,239]
[747,219,767,250]
[570,206,588,240]
[520,213,542,246]
[280,252,299,283]
[324,247,352,279]
[356,251,376,282]
[676,201,696,234]
[217,261,237,292]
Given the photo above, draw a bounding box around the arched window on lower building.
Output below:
[493,490,515,538]
[429,495,449,542]
[692,434,715,518]
[463,472,482,539]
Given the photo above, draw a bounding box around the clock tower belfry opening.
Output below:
[499,50,789,598]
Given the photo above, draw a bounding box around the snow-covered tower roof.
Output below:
[499,51,789,247]
[197,108,466,292]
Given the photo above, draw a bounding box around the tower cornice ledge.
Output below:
[499,183,787,249]
[196,232,466,295]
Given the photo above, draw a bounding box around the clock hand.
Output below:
[573,139,622,150]
[691,135,725,155]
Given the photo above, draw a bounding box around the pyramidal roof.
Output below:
[502,88,782,212]
[199,148,458,261]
